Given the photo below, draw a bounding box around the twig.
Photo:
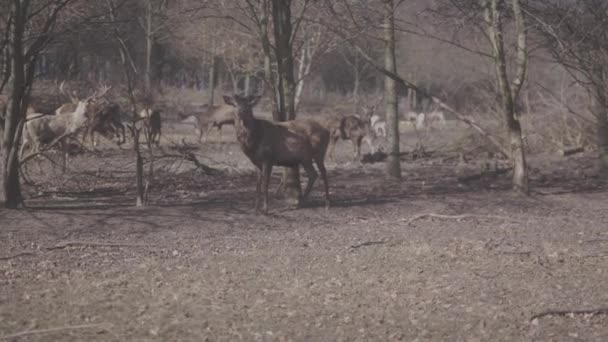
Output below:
[0,251,36,261]
[531,307,608,322]
[350,240,387,249]
[0,323,110,340]
[403,213,519,225]
[47,241,156,250]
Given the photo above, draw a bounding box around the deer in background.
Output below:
[426,109,447,128]
[223,94,330,214]
[139,107,162,146]
[21,85,110,170]
[86,102,126,146]
[366,105,386,138]
[56,82,125,146]
[195,100,236,142]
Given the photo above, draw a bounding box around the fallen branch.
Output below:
[47,241,157,250]
[0,251,36,261]
[0,323,110,340]
[183,152,219,175]
[350,240,387,249]
[560,146,584,157]
[404,213,519,225]
[531,307,608,321]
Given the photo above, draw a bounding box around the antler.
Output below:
[86,84,111,102]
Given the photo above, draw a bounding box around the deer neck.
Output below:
[235,116,261,152]
[70,101,89,126]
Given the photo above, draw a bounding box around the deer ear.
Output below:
[222,95,235,106]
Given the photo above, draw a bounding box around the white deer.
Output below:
[21,85,110,170]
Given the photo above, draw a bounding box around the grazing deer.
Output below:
[21,85,110,170]
[223,94,330,213]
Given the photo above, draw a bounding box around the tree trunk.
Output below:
[2,2,26,209]
[144,0,153,94]
[352,52,360,104]
[244,72,251,96]
[593,96,608,171]
[272,0,296,121]
[271,0,301,204]
[383,0,401,180]
[208,56,216,106]
[485,0,528,193]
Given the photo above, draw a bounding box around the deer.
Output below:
[86,102,126,146]
[367,106,387,137]
[20,85,110,170]
[427,109,447,128]
[139,107,162,146]
[56,82,124,146]
[324,114,368,161]
[195,101,236,142]
[223,94,330,214]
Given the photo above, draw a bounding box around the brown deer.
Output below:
[139,108,162,146]
[324,114,369,161]
[223,94,330,213]
[86,102,126,146]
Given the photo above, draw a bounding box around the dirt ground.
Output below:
[2,122,608,341]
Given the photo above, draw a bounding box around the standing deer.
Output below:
[223,94,330,213]
[21,85,110,170]
[195,101,236,142]
[139,107,162,146]
[56,82,124,146]
[86,102,126,146]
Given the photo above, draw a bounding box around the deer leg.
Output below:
[301,160,318,202]
[196,127,203,143]
[62,142,68,173]
[329,136,338,161]
[315,159,330,209]
[254,166,262,211]
[261,162,272,214]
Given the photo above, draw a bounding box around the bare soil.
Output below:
[2,124,608,341]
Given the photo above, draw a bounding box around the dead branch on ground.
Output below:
[0,251,36,261]
[0,323,111,340]
[397,213,520,226]
[531,307,608,322]
[47,241,157,250]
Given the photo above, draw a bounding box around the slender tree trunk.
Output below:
[208,56,216,106]
[144,0,153,94]
[272,0,296,121]
[2,2,26,208]
[383,0,401,180]
[244,72,251,96]
[271,0,301,205]
[593,96,608,171]
[485,0,528,193]
[353,53,360,104]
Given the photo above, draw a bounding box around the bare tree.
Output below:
[529,0,608,172]
[2,0,72,208]
[482,0,528,193]
[383,0,401,180]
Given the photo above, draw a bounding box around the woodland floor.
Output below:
[1,122,608,341]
